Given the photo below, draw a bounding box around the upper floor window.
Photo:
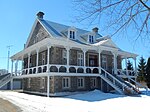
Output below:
[89,35,94,43]
[69,30,75,39]
[41,52,46,65]
[63,49,67,59]
[77,52,83,66]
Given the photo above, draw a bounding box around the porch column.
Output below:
[21,56,24,70]
[98,49,102,74]
[27,53,31,74]
[113,52,118,74]
[66,47,70,73]
[47,46,51,72]
[83,49,87,73]
[36,49,39,74]
[125,57,129,75]
[15,60,18,76]
[134,57,137,76]
[47,75,50,97]
[10,60,14,90]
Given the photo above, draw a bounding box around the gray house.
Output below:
[0,12,145,96]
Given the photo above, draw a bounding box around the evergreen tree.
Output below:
[137,57,146,82]
[146,57,150,88]
[127,60,133,70]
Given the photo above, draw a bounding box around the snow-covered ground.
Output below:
[0,89,149,112]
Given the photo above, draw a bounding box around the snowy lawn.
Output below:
[0,89,149,112]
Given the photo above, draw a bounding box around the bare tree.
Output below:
[74,0,150,40]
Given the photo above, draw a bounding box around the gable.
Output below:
[101,39,119,49]
[26,21,50,48]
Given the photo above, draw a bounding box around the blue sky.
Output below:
[0,0,149,71]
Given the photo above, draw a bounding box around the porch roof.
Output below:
[11,37,138,60]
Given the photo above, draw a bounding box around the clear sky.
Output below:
[0,0,149,71]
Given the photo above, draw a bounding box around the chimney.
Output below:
[92,27,99,33]
[36,11,45,19]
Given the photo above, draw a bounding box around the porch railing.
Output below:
[116,69,137,77]
[13,64,100,76]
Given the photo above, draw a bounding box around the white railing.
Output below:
[117,69,136,77]
[13,64,100,75]
[100,68,137,95]
[0,74,11,83]
[117,69,148,93]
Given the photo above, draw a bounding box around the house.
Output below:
[0,12,145,96]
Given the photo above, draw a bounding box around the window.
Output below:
[41,52,46,65]
[27,78,31,88]
[102,55,107,69]
[69,30,75,39]
[89,35,94,43]
[91,78,97,88]
[77,77,84,88]
[63,49,67,59]
[40,78,45,89]
[77,52,83,66]
[62,77,70,89]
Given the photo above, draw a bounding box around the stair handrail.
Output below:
[100,68,134,93]
[0,74,11,83]
[117,69,148,92]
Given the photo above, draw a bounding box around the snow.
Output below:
[0,89,150,112]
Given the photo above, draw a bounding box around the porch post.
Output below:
[83,49,87,73]
[113,52,118,74]
[98,49,102,74]
[15,60,18,76]
[66,47,70,73]
[36,49,39,74]
[125,57,129,75]
[47,46,51,72]
[10,60,14,90]
[134,57,137,76]
[27,53,31,74]
[21,56,24,70]
[47,75,50,97]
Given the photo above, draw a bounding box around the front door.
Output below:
[89,54,98,67]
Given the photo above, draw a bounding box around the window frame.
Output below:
[40,77,45,89]
[62,77,70,89]
[77,52,83,66]
[102,55,107,69]
[63,49,67,59]
[69,30,76,40]
[89,35,94,43]
[91,78,97,88]
[41,52,46,65]
[77,77,84,88]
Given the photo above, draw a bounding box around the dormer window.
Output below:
[69,30,75,39]
[89,35,94,43]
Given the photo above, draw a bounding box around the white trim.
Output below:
[62,77,70,89]
[13,72,101,79]
[77,52,83,66]
[77,77,84,88]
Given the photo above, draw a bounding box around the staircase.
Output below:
[0,73,12,88]
[99,68,139,95]
[117,69,148,93]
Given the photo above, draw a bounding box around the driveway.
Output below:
[0,98,22,112]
